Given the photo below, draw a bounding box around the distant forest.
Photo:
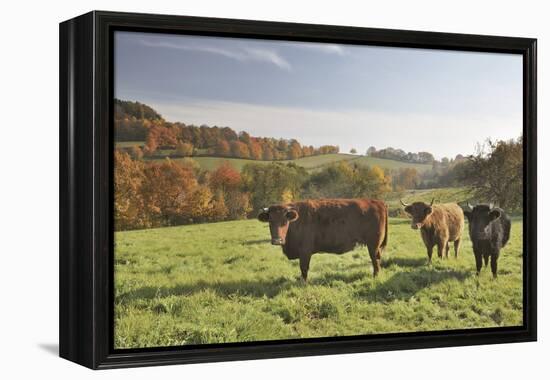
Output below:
[115,99,339,161]
[115,99,452,164]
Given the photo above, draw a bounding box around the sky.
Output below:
[114,31,523,159]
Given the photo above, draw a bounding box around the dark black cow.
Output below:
[463,203,511,278]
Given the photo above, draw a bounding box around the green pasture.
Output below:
[114,216,523,348]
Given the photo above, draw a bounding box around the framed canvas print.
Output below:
[59,11,537,369]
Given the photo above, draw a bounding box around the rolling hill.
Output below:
[112,142,434,173]
[167,153,432,173]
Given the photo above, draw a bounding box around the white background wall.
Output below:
[0,0,546,377]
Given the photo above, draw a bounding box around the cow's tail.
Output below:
[380,205,389,252]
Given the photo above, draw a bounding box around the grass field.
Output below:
[114,216,523,349]
[116,141,145,148]
[148,153,433,173]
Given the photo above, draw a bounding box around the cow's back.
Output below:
[287,199,387,254]
[431,203,464,241]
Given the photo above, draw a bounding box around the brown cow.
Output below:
[258,198,388,281]
[401,198,464,263]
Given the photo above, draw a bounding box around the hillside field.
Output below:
[146,152,433,172]
[114,216,523,349]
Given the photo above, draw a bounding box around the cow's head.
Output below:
[463,203,501,241]
[401,198,435,230]
[258,205,299,245]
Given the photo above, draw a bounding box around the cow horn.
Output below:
[489,202,494,209]
[467,202,474,210]
[429,198,435,206]
[400,199,409,207]
[262,207,269,212]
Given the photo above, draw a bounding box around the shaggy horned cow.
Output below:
[464,203,511,278]
[401,198,464,263]
[258,198,388,281]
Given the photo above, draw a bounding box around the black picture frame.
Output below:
[59,10,537,369]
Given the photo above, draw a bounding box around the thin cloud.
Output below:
[138,39,292,71]
[293,43,346,56]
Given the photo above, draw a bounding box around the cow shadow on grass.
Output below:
[382,257,428,268]
[310,270,367,285]
[314,256,426,277]
[356,268,472,303]
[116,276,294,304]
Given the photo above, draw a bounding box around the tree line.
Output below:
[115,99,339,161]
[115,152,392,231]
[366,146,436,164]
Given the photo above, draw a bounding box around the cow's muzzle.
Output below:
[411,223,422,230]
[271,238,284,245]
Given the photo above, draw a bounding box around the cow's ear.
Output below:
[404,206,412,214]
[425,207,433,215]
[258,211,270,223]
[463,210,472,221]
[286,209,299,223]
[489,209,501,221]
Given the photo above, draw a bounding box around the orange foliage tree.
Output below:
[209,162,251,219]
[140,159,199,226]
[114,151,146,230]
[230,140,250,159]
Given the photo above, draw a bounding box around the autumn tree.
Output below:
[303,162,391,200]
[262,146,274,161]
[209,162,242,193]
[175,141,194,157]
[288,140,303,160]
[176,185,217,224]
[248,140,263,160]
[352,165,392,199]
[143,124,178,155]
[393,168,419,190]
[114,151,145,230]
[209,162,251,219]
[458,137,522,210]
[215,140,231,157]
[128,145,144,160]
[230,140,250,159]
[239,131,251,145]
[242,162,307,212]
[140,159,199,226]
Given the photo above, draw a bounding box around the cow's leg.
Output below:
[490,253,499,279]
[367,243,381,277]
[445,241,450,259]
[483,254,490,267]
[474,248,483,275]
[299,254,311,282]
[426,244,433,265]
[453,239,460,258]
[436,241,446,259]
